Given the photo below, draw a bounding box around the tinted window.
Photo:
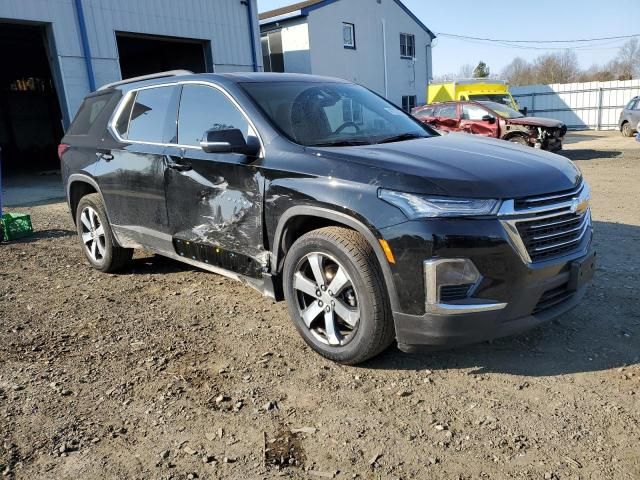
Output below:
[178,84,252,147]
[462,104,489,120]
[68,94,110,135]
[127,86,180,143]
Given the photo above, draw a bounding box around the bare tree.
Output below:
[532,50,579,84]
[501,57,535,86]
[615,38,640,80]
[458,64,474,78]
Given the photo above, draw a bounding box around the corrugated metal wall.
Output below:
[0,0,261,122]
[511,80,640,130]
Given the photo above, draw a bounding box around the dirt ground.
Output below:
[1,131,639,480]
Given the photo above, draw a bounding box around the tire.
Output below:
[283,226,394,364]
[621,122,634,137]
[75,193,133,272]
[507,135,529,146]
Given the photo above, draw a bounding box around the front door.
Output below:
[164,83,266,277]
[96,84,181,251]
[460,103,500,138]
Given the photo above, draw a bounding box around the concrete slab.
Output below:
[1,173,65,208]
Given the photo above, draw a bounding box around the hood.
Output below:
[507,116,565,128]
[310,133,581,199]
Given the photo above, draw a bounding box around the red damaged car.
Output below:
[412,100,567,152]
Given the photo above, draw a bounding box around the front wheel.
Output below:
[283,227,394,364]
[507,135,529,146]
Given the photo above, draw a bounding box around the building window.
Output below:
[343,23,356,49]
[402,95,416,113]
[400,33,415,58]
[261,31,284,73]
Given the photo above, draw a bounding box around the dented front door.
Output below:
[163,83,266,277]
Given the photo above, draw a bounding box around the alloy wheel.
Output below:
[292,252,360,346]
[80,206,106,262]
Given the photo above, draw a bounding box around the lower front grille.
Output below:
[439,283,472,302]
[533,282,574,314]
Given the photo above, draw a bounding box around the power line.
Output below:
[435,32,640,44]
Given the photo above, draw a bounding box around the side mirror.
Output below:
[199,128,260,156]
[482,115,496,124]
[519,107,528,116]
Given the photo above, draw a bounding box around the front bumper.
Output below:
[380,211,594,349]
[394,262,590,351]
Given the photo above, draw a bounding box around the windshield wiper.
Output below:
[309,139,372,147]
[376,133,427,144]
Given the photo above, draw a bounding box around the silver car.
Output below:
[620,96,640,137]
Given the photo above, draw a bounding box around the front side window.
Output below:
[177,84,253,147]
[126,86,180,143]
[462,104,489,120]
[402,95,416,113]
[343,23,355,49]
[478,101,524,119]
[400,33,415,58]
[241,81,432,147]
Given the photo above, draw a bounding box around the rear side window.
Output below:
[126,86,180,143]
[114,94,135,138]
[415,107,434,118]
[177,84,253,147]
[68,94,110,135]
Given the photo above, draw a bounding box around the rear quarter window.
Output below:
[67,94,111,135]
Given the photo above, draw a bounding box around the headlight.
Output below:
[379,189,501,219]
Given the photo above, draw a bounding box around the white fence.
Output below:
[510,79,640,130]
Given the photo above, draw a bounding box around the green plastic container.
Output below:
[1,213,34,241]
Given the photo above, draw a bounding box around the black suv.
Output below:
[60,71,595,364]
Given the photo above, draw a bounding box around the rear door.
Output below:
[163,83,266,277]
[460,103,499,137]
[95,84,180,251]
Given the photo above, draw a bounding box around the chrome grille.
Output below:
[499,182,591,263]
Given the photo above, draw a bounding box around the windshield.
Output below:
[469,93,515,108]
[478,101,524,119]
[240,82,432,146]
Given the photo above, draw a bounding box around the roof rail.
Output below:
[98,70,194,91]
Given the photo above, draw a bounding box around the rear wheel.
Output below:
[621,122,634,137]
[283,226,394,364]
[76,193,132,272]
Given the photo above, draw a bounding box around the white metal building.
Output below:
[0,0,261,174]
[259,0,435,112]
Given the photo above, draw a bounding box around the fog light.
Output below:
[424,258,481,307]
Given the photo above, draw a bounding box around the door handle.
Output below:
[166,157,192,172]
[97,151,114,161]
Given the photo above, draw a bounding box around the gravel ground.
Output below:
[1,131,639,479]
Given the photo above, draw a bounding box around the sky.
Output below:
[257,0,640,77]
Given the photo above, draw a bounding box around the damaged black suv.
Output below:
[61,71,595,364]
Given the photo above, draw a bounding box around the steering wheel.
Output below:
[333,121,361,135]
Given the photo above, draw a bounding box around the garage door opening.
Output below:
[116,33,210,79]
[0,22,64,176]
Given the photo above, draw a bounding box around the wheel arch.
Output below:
[272,206,400,312]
